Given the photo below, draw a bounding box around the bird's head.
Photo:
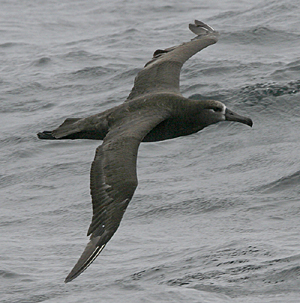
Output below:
[202,100,253,127]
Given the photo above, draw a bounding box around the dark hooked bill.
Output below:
[225,108,253,127]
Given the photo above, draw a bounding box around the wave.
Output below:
[63,50,100,60]
[222,26,300,45]
[119,243,300,298]
[0,42,29,48]
[0,269,23,279]
[257,170,300,194]
[30,57,52,67]
[71,66,113,78]
[240,80,300,101]
[189,79,300,111]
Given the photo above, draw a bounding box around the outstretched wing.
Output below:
[127,20,219,101]
[64,109,170,283]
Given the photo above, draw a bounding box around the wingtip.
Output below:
[194,20,215,32]
[64,271,79,283]
[189,20,219,38]
[64,266,82,283]
[64,238,106,283]
[64,276,73,283]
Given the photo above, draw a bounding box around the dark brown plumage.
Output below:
[37,20,252,283]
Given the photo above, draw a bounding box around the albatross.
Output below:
[38,20,252,283]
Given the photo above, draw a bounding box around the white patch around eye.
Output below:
[220,105,226,121]
[209,104,226,116]
[222,105,226,115]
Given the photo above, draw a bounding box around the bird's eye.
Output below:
[213,107,222,112]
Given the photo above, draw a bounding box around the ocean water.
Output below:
[1,0,300,302]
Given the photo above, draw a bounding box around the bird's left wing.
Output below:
[65,108,170,283]
[127,20,219,101]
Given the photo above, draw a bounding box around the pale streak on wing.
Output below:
[64,109,170,282]
[127,20,219,101]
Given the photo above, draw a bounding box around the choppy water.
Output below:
[1,0,300,302]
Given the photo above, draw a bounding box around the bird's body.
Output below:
[40,93,232,142]
[37,20,252,283]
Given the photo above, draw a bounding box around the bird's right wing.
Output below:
[127,20,219,100]
[64,108,170,283]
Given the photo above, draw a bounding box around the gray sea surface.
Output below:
[1,0,300,302]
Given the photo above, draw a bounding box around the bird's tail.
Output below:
[52,118,82,138]
[37,118,82,140]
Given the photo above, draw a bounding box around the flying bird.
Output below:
[38,20,253,283]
